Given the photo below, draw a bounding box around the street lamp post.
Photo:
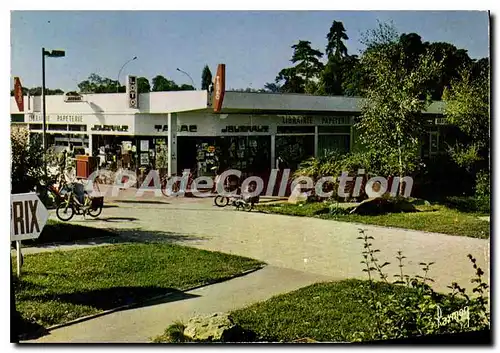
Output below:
[117,56,137,93]
[176,68,196,90]
[41,48,65,153]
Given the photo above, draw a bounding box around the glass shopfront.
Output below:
[317,125,351,157]
[91,135,168,174]
[275,126,315,171]
[177,136,271,178]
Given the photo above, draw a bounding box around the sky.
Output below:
[10,10,490,92]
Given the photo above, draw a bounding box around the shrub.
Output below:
[475,170,490,198]
[351,229,490,341]
[445,196,490,214]
[11,127,45,193]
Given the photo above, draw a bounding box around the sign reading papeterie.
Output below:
[10,193,49,241]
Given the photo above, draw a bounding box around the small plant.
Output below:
[351,228,490,342]
[328,203,350,215]
[152,322,190,343]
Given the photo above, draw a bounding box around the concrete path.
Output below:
[22,194,490,343]
[26,266,334,343]
[51,196,490,294]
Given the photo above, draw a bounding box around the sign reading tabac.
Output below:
[14,77,24,112]
[213,64,226,113]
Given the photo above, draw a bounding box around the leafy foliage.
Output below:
[137,77,151,93]
[275,40,324,93]
[352,229,490,341]
[326,20,349,59]
[201,65,213,91]
[11,126,45,193]
[443,63,489,172]
[355,40,442,179]
[263,82,282,93]
[11,87,64,96]
[78,73,121,93]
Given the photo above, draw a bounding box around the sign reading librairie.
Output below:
[278,115,352,125]
[27,113,83,123]
[10,193,49,241]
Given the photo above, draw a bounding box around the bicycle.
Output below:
[161,171,197,197]
[36,174,69,208]
[233,195,259,212]
[56,183,104,221]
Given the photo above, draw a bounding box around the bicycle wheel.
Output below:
[88,206,102,218]
[56,203,75,221]
[161,179,169,197]
[242,201,253,212]
[214,195,230,207]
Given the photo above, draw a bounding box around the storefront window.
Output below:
[92,135,136,172]
[275,135,315,171]
[318,135,350,157]
[218,136,271,176]
[277,126,315,134]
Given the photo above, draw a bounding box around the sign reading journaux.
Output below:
[127,75,138,109]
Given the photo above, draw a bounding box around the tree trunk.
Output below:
[398,138,404,196]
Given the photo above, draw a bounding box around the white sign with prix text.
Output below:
[10,193,49,241]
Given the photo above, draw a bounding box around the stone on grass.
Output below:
[408,198,431,206]
[183,312,255,342]
[288,184,309,204]
[349,197,417,215]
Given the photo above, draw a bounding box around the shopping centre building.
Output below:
[10,69,448,180]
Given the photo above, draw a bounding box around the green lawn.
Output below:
[230,280,451,343]
[256,202,490,239]
[13,243,264,333]
[13,219,117,248]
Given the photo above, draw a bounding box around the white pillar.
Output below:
[88,133,93,156]
[167,113,178,176]
[314,125,319,158]
[270,134,276,169]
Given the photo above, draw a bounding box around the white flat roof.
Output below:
[11,90,445,116]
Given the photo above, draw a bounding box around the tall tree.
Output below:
[443,60,490,172]
[201,65,213,90]
[137,77,151,93]
[355,41,442,190]
[360,20,399,50]
[78,73,120,93]
[326,20,349,59]
[264,82,282,93]
[290,40,325,85]
[321,20,359,96]
[152,75,178,91]
[275,67,306,94]
[10,87,64,96]
[276,41,324,93]
[178,84,195,91]
[426,42,473,100]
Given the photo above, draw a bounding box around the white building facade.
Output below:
[10,89,446,178]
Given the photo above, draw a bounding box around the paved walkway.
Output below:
[23,194,490,342]
[49,196,490,294]
[26,266,334,343]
